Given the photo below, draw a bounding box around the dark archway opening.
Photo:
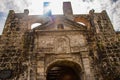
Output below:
[47,61,82,80]
[47,66,80,80]
[114,76,120,80]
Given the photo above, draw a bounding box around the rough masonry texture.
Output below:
[0,2,120,80]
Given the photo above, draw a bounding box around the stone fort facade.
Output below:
[0,2,120,80]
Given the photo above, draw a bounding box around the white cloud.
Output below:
[0,0,119,34]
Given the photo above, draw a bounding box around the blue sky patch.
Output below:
[0,12,7,20]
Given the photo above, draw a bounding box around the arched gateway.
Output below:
[46,60,82,80]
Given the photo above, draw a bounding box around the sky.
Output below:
[0,0,120,34]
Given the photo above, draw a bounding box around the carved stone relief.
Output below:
[54,36,70,53]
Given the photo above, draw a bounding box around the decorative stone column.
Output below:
[81,52,95,80]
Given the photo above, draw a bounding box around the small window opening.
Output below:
[57,24,64,30]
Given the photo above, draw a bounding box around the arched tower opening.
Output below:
[77,22,86,26]
[31,23,42,29]
[74,17,90,30]
[46,60,82,80]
